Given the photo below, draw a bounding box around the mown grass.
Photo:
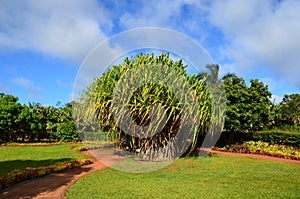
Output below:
[68,155,300,198]
[0,144,88,176]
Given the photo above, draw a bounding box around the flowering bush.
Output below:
[214,141,300,160]
[71,145,87,151]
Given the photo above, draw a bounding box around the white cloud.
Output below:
[218,63,236,78]
[107,0,300,92]
[12,77,43,101]
[207,0,300,88]
[0,0,112,63]
[119,0,206,33]
[271,94,283,104]
[261,77,278,92]
[0,82,10,93]
[57,79,73,88]
[2,0,300,97]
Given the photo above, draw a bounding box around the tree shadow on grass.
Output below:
[0,158,71,177]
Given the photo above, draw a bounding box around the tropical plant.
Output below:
[75,53,214,160]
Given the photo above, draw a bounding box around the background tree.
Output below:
[55,102,79,142]
[0,93,79,143]
[279,94,300,127]
[16,104,32,141]
[0,93,22,142]
[248,79,272,130]
[221,74,272,143]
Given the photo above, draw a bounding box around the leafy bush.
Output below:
[76,53,214,159]
[56,121,79,142]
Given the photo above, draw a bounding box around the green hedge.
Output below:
[216,130,300,147]
[251,131,300,147]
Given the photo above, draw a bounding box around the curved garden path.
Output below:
[0,150,123,199]
[0,150,299,199]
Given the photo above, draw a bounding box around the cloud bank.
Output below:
[12,77,43,101]
[1,0,299,92]
[0,0,111,63]
[207,0,300,88]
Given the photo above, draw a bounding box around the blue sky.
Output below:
[0,0,300,106]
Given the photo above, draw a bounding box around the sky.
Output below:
[0,0,300,106]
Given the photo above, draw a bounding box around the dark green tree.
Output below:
[221,74,272,143]
[0,93,22,142]
[279,94,300,127]
[248,79,272,130]
[55,102,79,142]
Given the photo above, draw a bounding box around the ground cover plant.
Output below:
[0,144,92,190]
[67,154,300,198]
[215,141,300,160]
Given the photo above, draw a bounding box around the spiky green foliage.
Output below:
[76,53,212,159]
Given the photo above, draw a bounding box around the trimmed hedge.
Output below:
[251,131,300,147]
[216,130,300,147]
[78,132,109,142]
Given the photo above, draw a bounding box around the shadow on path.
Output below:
[0,158,71,177]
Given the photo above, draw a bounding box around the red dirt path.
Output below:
[0,150,299,199]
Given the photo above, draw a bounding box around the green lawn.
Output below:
[68,155,300,199]
[0,144,88,176]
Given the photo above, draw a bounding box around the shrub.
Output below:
[56,121,79,142]
[251,131,300,147]
[76,53,214,159]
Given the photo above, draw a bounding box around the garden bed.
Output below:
[214,141,300,160]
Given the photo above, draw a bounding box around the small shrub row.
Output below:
[0,142,81,147]
[214,141,300,160]
[0,159,92,191]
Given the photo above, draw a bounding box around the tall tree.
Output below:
[248,79,272,130]
[77,53,211,158]
[221,74,273,143]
